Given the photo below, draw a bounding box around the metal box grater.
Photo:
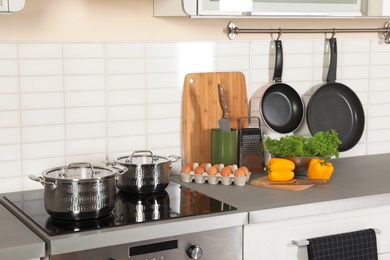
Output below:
[239,117,264,173]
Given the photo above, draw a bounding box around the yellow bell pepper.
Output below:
[308,158,334,180]
[268,170,295,182]
[267,158,295,171]
[267,158,295,181]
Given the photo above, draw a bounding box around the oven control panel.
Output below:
[50,226,242,260]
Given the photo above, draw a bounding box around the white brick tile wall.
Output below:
[63,43,104,58]
[0,77,19,92]
[20,76,64,92]
[66,123,105,140]
[21,109,64,126]
[0,161,21,178]
[108,105,146,121]
[0,44,17,58]
[21,93,64,109]
[0,60,18,76]
[65,107,105,124]
[0,111,20,127]
[22,141,65,160]
[22,125,64,143]
[0,93,19,110]
[19,59,63,76]
[0,39,390,192]
[107,43,145,58]
[18,43,62,59]
[108,121,146,137]
[64,75,105,91]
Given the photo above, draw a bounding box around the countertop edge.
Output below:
[249,193,390,223]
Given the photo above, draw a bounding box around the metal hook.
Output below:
[271,28,282,41]
[331,28,336,39]
[276,28,282,41]
[383,22,390,44]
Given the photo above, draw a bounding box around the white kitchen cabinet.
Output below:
[154,0,390,17]
[244,204,390,260]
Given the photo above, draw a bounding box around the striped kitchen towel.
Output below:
[307,228,378,260]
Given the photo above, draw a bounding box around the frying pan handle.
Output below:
[273,40,283,83]
[326,37,337,83]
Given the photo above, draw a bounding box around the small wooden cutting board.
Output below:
[182,72,249,165]
[250,176,315,191]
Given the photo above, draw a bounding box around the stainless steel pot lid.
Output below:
[43,162,116,180]
[114,150,170,165]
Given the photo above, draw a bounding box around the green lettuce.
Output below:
[264,130,341,160]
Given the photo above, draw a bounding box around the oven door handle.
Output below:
[29,175,57,190]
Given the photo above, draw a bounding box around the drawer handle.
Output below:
[292,228,381,247]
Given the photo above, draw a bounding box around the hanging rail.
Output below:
[227,21,390,43]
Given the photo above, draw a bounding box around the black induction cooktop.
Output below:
[3,181,236,236]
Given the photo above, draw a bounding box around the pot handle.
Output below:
[168,155,181,164]
[103,161,128,175]
[64,162,96,178]
[111,165,128,175]
[28,175,57,190]
[127,150,154,163]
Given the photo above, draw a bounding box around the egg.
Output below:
[234,168,246,177]
[181,165,192,174]
[194,166,205,175]
[207,166,218,176]
[239,166,249,174]
[220,167,232,176]
[200,162,208,169]
[187,161,195,169]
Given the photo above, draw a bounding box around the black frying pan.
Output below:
[260,40,304,133]
[307,38,365,152]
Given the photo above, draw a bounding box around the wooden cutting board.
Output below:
[182,72,249,165]
[250,176,315,191]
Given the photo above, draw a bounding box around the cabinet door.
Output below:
[153,0,390,17]
[244,205,390,260]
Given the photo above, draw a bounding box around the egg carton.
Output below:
[180,163,251,186]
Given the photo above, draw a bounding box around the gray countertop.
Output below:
[171,153,390,223]
[0,204,45,260]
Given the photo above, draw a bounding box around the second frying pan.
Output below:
[307,38,365,152]
[260,40,304,134]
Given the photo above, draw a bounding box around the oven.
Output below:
[1,181,243,259]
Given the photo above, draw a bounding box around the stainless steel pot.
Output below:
[112,150,181,193]
[29,162,125,220]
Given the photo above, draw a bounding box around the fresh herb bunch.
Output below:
[264,130,342,160]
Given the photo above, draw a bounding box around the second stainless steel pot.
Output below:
[29,162,124,220]
[112,150,181,193]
